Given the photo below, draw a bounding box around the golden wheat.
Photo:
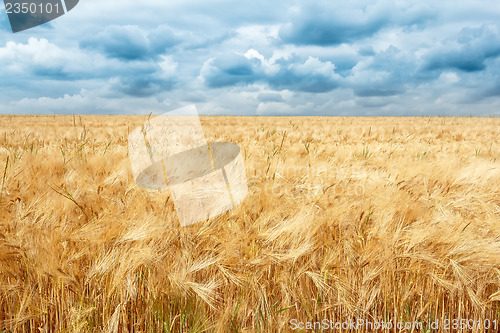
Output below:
[0,115,499,332]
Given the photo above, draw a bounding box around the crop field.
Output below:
[0,115,499,332]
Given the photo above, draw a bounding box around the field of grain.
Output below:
[0,115,499,332]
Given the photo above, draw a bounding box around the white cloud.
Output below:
[439,72,460,83]
[158,55,178,77]
[0,38,67,73]
[290,56,336,77]
[244,48,279,75]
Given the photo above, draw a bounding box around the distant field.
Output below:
[0,115,499,332]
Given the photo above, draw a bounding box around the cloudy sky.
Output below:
[0,0,499,116]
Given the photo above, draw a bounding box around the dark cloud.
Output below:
[423,25,500,72]
[202,54,260,88]
[278,1,440,47]
[353,86,402,97]
[80,24,185,61]
[269,66,339,93]
[80,25,150,60]
[461,57,500,99]
[425,50,486,72]
[147,25,184,54]
[279,2,390,46]
[203,53,340,93]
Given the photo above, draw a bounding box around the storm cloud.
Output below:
[0,0,499,115]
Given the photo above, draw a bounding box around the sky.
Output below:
[0,0,500,116]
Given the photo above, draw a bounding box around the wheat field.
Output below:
[0,115,499,332]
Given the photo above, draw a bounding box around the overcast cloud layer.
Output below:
[1,0,500,116]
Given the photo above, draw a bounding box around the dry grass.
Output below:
[0,115,499,332]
